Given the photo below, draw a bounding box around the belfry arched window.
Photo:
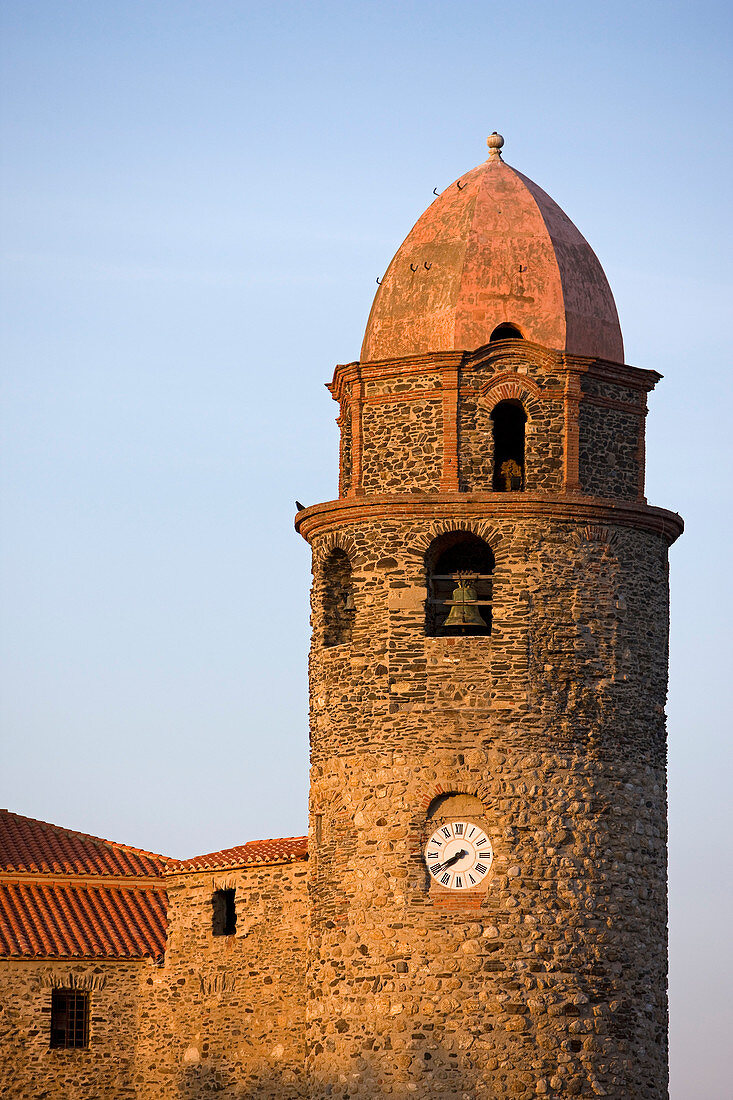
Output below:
[491,400,526,491]
[425,533,494,638]
[490,322,523,342]
[322,548,355,647]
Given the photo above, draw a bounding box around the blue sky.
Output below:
[1,2,731,1095]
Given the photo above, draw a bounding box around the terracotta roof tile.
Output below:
[0,809,169,877]
[0,811,305,956]
[0,881,167,959]
[171,836,308,873]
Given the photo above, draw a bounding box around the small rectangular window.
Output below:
[212,888,236,936]
[50,989,89,1049]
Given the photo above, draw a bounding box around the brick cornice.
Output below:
[328,352,464,403]
[326,343,660,404]
[295,492,684,546]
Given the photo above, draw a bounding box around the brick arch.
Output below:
[405,519,505,563]
[571,524,621,549]
[420,784,484,816]
[414,776,496,815]
[309,776,349,817]
[312,530,360,568]
[478,372,543,420]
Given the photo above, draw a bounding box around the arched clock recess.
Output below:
[421,792,497,901]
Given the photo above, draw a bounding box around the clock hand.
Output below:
[434,849,468,872]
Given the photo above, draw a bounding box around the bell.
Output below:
[499,458,523,492]
[443,581,487,628]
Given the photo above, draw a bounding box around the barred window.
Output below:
[50,989,89,1049]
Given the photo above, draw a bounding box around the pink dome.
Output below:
[361,140,623,363]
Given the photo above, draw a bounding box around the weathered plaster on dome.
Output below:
[362,156,623,363]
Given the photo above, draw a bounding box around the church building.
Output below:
[0,133,682,1099]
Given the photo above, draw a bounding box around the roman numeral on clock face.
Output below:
[424,821,493,891]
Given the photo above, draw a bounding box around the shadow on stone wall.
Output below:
[173,1044,484,1099]
[175,1061,307,1099]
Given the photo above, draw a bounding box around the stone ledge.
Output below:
[295,492,684,545]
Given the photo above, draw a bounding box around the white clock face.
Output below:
[425,820,493,890]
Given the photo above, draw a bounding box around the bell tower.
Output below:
[296,134,682,1099]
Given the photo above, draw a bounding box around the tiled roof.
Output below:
[0,810,306,958]
[171,836,308,873]
[0,809,169,877]
[0,880,167,959]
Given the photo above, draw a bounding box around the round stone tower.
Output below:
[296,134,682,1099]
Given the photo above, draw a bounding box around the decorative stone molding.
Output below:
[37,970,108,991]
[572,525,621,548]
[211,875,237,892]
[199,972,236,996]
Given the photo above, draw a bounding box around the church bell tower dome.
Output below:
[361,133,624,363]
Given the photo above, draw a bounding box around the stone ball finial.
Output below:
[487,132,504,159]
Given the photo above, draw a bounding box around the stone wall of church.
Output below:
[335,350,653,505]
[578,376,644,500]
[459,357,566,494]
[132,860,308,1099]
[361,396,444,493]
[0,958,149,1099]
[306,514,671,1099]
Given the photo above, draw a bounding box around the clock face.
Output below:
[425,820,493,890]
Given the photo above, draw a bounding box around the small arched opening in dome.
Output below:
[322,548,355,647]
[490,322,524,342]
[491,401,527,492]
[425,533,494,638]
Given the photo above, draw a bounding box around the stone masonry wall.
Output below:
[361,397,444,493]
[578,376,644,500]
[133,860,308,1099]
[578,404,640,499]
[337,348,653,503]
[339,406,352,497]
[0,959,150,1099]
[459,357,565,494]
[306,514,671,1099]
